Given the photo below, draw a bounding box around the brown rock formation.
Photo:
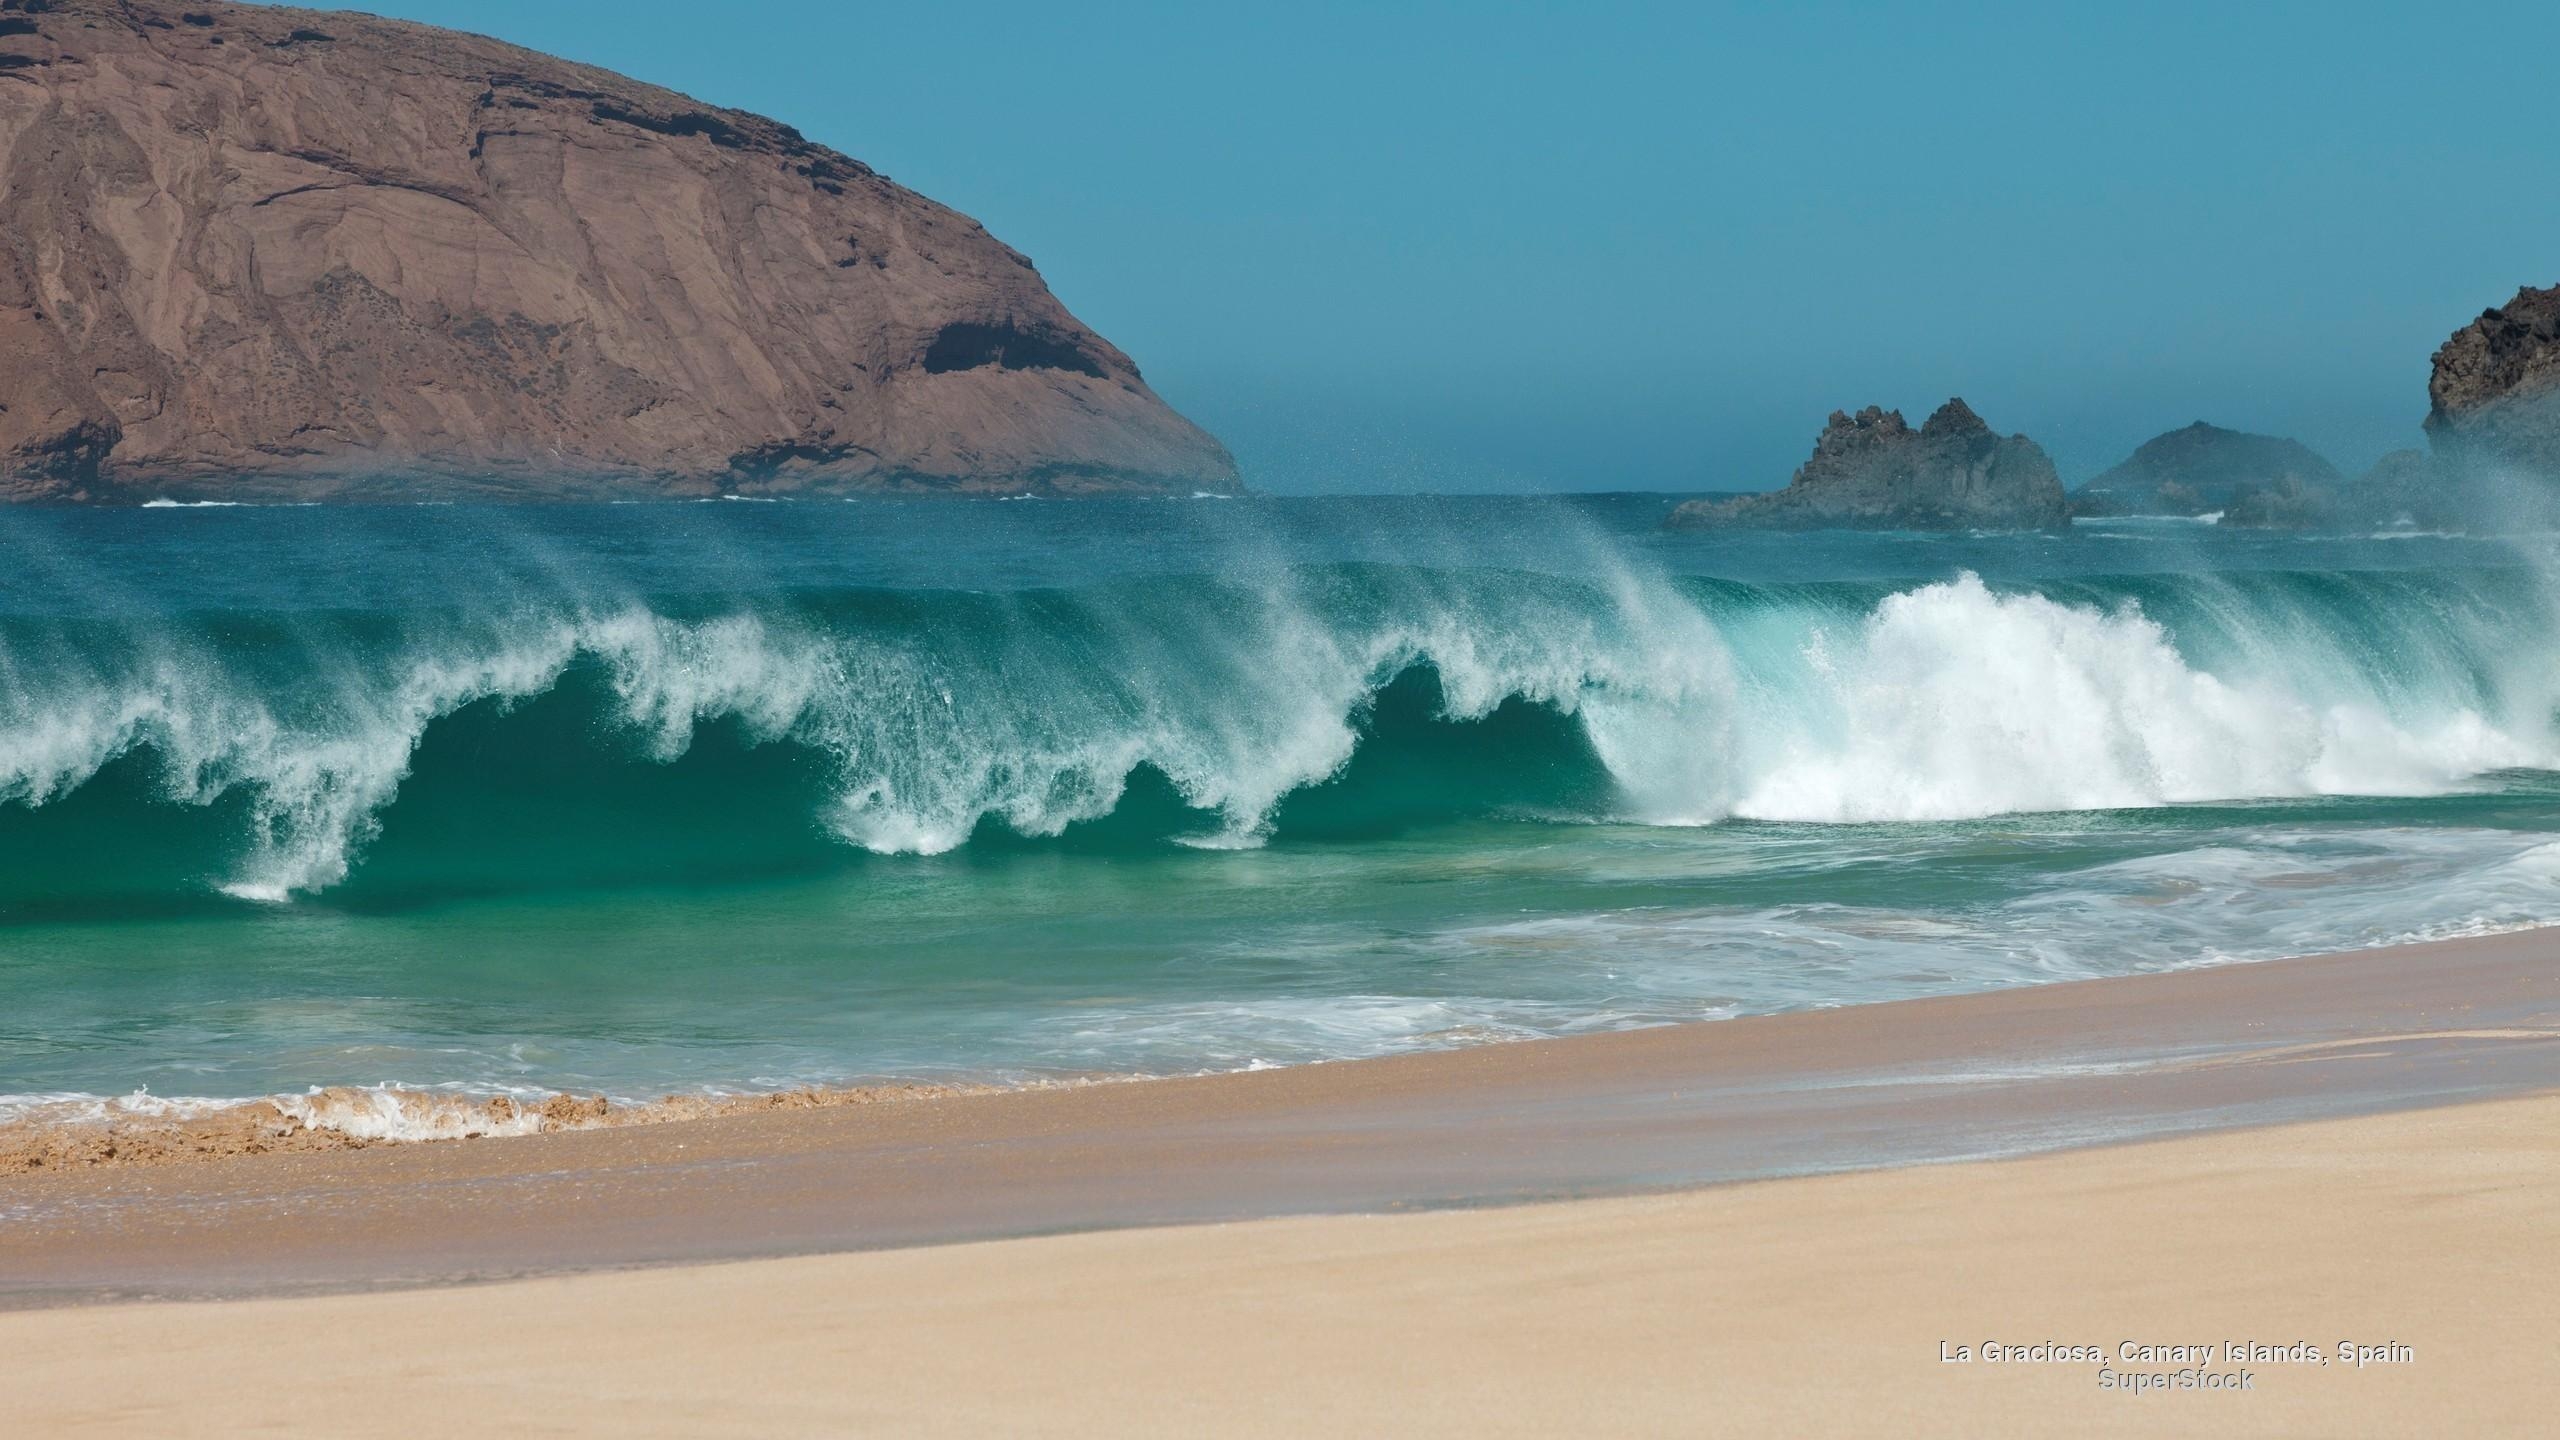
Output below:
[0,0,1238,500]
[2426,283,2560,478]
[1666,399,2067,531]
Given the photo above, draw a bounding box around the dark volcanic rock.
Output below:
[0,0,1237,501]
[2075,421,2340,517]
[1666,399,2067,531]
[2427,283,2560,478]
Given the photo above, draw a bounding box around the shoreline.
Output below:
[10,1085,2554,1435]
[6,926,2559,1306]
[10,919,2553,1177]
[0,1080,1020,1174]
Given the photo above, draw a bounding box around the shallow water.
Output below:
[4,495,2557,1114]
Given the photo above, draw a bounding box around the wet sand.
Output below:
[8,1081,2555,1436]
[4,930,2560,1434]
[4,928,2558,1305]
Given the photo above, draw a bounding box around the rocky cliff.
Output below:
[2074,421,2339,516]
[2426,283,2560,478]
[0,0,1237,500]
[1666,399,2067,531]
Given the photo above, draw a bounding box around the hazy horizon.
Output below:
[323,0,2560,493]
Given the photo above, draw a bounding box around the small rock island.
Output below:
[2072,422,2340,519]
[0,1,1237,501]
[1666,399,2067,531]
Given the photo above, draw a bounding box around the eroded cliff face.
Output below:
[1667,399,2067,531]
[0,0,1238,500]
[2426,284,2560,479]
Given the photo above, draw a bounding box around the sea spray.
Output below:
[3,505,2559,900]
[1722,572,2553,823]
[8,499,2560,1115]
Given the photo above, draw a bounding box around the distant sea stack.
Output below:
[1667,399,2067,531]
[0,1,1238,501]
[2426,283,2560,478]
[2074,422,2339,517]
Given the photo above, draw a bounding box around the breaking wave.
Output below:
[3,552,2556,910]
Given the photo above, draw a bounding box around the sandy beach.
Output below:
[9,927,2560,1301]
[7,1085,2553,1436]
[2,929,2558,1433]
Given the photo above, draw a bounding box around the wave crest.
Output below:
[2,557,2553,902]
[1727,573,2547,822]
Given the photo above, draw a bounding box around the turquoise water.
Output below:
[5,497,2560,1116]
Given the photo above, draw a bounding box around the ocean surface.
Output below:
[6,495,2559,1130]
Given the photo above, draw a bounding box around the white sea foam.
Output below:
[1720,573,2552,824]
[268,1087,556,1140]
[4,546,2556,896]
[0,1085,557,1140]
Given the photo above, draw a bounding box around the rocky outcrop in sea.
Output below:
[2427,283,2560,479]
[2073,422,2340,518]
[1666,399,2067,531]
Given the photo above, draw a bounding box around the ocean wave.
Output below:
[1722,572,2549,822]
[1,554,2554,904]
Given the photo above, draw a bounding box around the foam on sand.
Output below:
[0,1080,1009,1173]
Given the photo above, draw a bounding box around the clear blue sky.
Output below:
[328,1,2560,492]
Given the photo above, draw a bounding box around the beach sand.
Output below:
[5,929,2559,1434]
[6,1090,2552,1437]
